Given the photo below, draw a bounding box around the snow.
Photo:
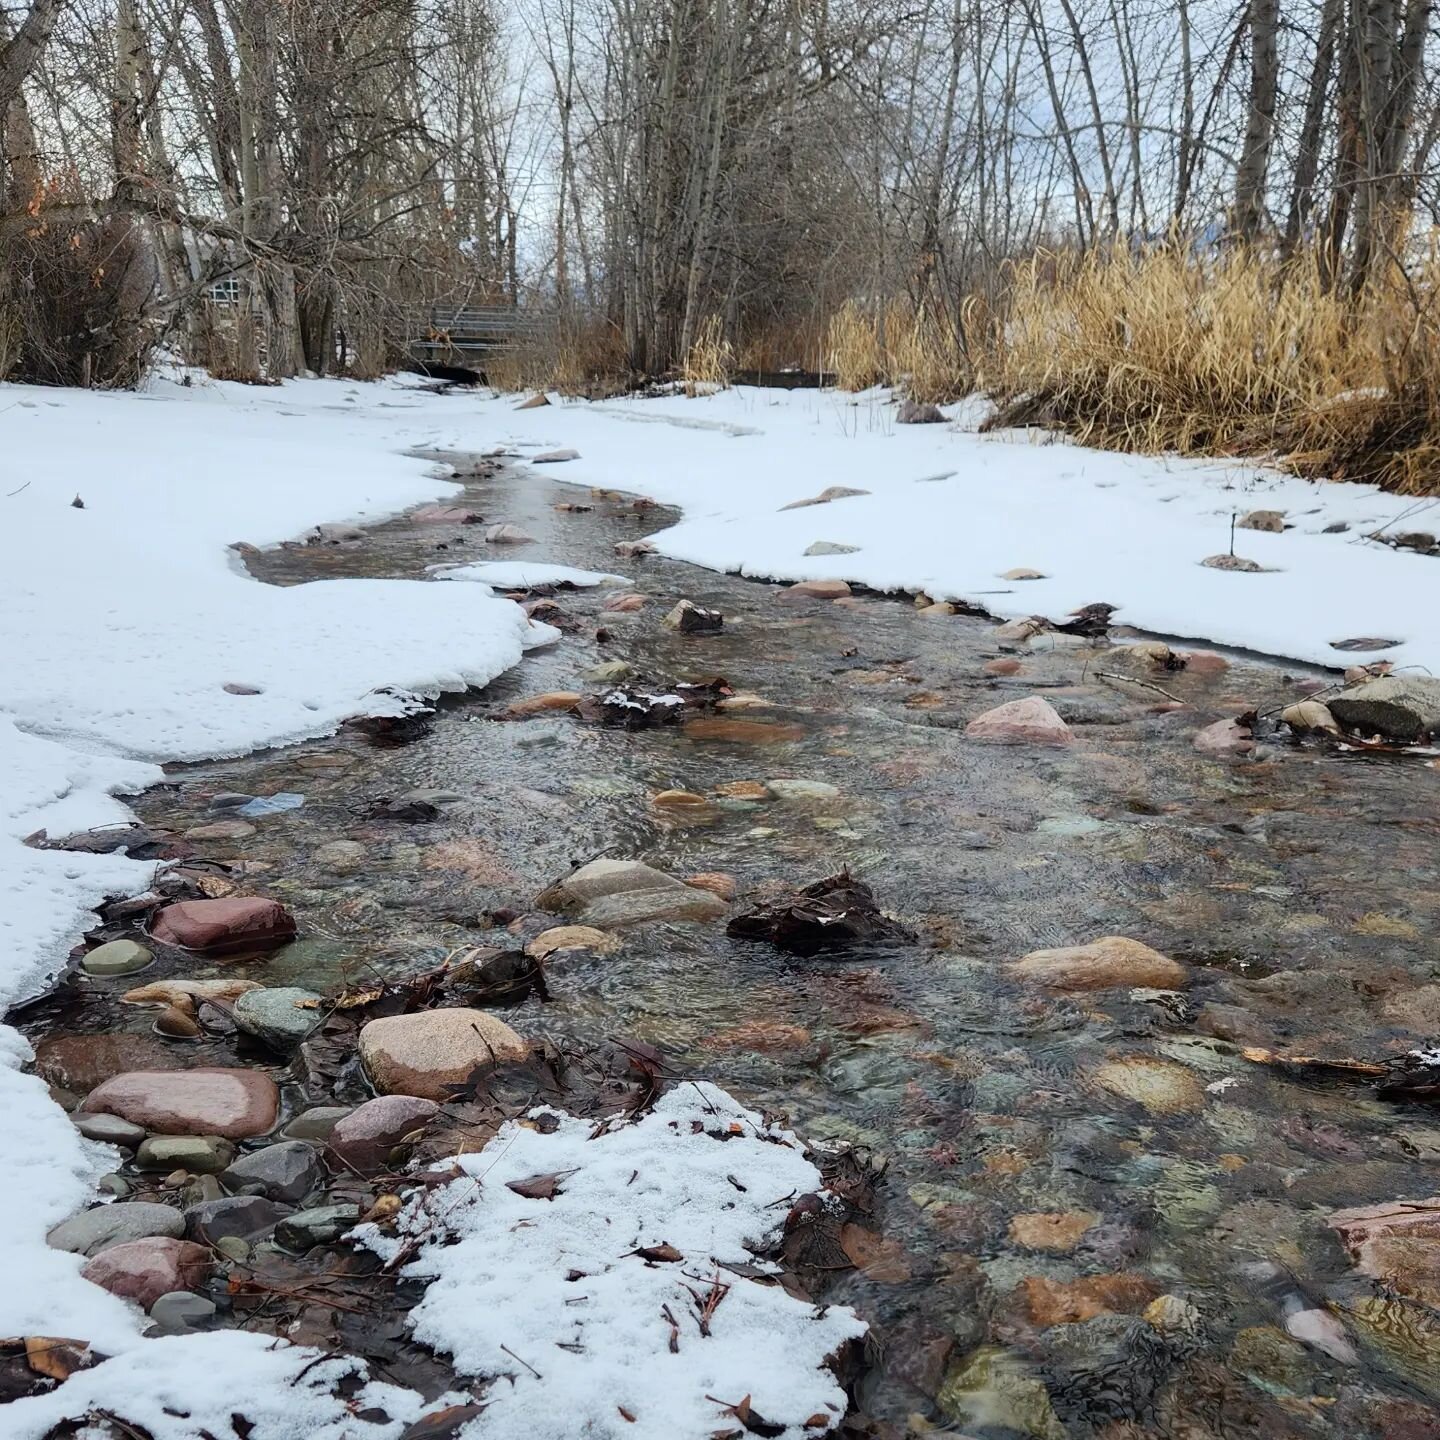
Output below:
[0,371,555,1408]
[353,1081,866,1440]
[436,559,630,588]
[5,1333,430,1439]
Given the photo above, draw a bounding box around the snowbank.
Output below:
[354,1082,865,1440]
[0,372,551,1370]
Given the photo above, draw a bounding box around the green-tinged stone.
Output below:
[82,939,153,977]
[937,1347,1066,1440]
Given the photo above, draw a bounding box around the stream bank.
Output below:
[19,454,1440,1437]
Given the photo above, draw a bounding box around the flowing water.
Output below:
[39,455,1440,1435]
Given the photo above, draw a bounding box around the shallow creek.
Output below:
[29,454,1440,1435]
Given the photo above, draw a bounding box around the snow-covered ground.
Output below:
[3,366,1437,1430]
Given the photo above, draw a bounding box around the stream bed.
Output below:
[25,454,1440,1437]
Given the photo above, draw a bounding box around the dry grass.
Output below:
[680,315,733,395]
[823,245,1440,494]
[825,300,971,403]
[486,317,630,397]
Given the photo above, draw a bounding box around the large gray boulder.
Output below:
[1328,676,1440,741]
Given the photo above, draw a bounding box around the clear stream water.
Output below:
[39,455,1440,1436]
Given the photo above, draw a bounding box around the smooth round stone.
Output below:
[72,1112,147,1149]
[136,1136,235,1173]
[48,1201,184,1257]
[276,1204,361,1251]
[282,1106,354,1142]
[149,1290,217,1334]
[232,987,324,1053]
[98,1175,133,1198]
[220,1141,322,1203]
[81,939,154,977]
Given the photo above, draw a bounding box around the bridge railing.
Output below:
[402,304,548,355]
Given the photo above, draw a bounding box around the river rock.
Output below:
[1239,509,1285,532]
[1008,1211,1100,1254]
[282,1106,354,1142]
[804,541,859,556]
[327,1095,440,1172]
[663,599,723,633]
[1009,936,1189,991]
[897,400,945,424]
[995,616,1044,645]
[149,897,296,954]
[276,1204,362,1250]
[183,819,256,841]
[766,778,841,802]
[137,1136,236,1173]
[1193,717,1252,755]
[1093,1056,1204,1115]
[1201,553,1266,572]
[154,1005,201,1039]
[781,579,851,600]
[71,1112,147,1148]
[937,1346,1065,1440]
[506,691,582,717]
[81,939,153,977]
[81,1238,213,1311]
[82,1069,279,1139]
[313,839,367,872]
[684,872,738,901]
[583,660,635,683]
[1282,700,1341,734]
[149,1291,217,1334]
[984,658,1022,676]
[185,1195,291,1244]
[1017,1273,1160,1327]
[35,1034,186,1093]
[966,696,1073,746]
[221,1141,323,1203]
[49,1202,184,1257]
[486,523,535,544]
[1328,1196,1440,1303]
[1328,676,1440,741]
[1181,649,1230,674]
[232,987,323,1053]
[532,448,579,463]
[358,1009,528,1100]
[122,978,262,1009]
[526,925,619,958]
[536,857,727,928]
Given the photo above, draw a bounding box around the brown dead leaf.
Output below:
[505,1170,574,1201]
[632,1242,684,1263]
[24,1336,93,1381]
[838,1224,911,1284]
[399,1403,489,1439]
[617,1407,636,1423]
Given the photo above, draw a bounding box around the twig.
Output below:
[500,1343,543,1379]
[1093,669,1184,704]
[5,480,30,497]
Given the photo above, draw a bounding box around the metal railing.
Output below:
[403,304,544,355]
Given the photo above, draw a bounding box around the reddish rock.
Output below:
[34,1035,183,1094]
[965,696,1073,746]
[1018,1273,1160,1326]
[413,504,483,524]
[781,579,852,601]
[1193,717,1252,756]
[1009,936,1189,991]
[150,897,296,955]
[602,592,647,613]
[1008,1211,1100,1254]
[685,872,738,901]
[79,1068,279,1139]
[1328,1197,1440,1303]
[81,1238,212,1311]
[327,1095,441,1173]
[984,659,1022,676]
[1181,649,1230,674]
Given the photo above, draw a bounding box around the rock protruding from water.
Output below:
[48,1202,185,1257]
[81,939,153,977]
[81,1238,213,1311]
[357,1009,529,1100]
[781,579,852,601]
[149,897,296,954]
[232,987,324,1053]
[221,1141,323,1203]
[79,1068,280,1139]
[536,857,728,928]
[1328,676,1440,741]
[1009,937,1189,991]
[727,872,914,955]
[1193,717,1252,755]
[1281,700,1341,735]
[965,696,1073,746]
[663,599,724,633]
[327,1095,440,1173]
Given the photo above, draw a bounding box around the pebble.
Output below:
[232,986,324,1053]
[136,1136,236,1173]
[81,939,154,977]
[276,1204,362,1250]
[48,1201,185,1257]
[536,857,727,928]
[71,1112,147,1148]
[148,1290,217,1334]
[221,1141,323,1203]
[154,1005,201,1039]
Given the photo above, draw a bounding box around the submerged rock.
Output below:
[1009,936,1189,991]
[1193,717,1252,755]
[149,897,296,955]
[358,1008,529,1100]
[937,1345,1065,1440]
[536,857,727,928]
[966,696,1073,746]
[486,523,535,544]
[1093,1057,1204,1115]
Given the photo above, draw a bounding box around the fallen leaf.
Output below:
[632,1242,684,1263]
[24,1336,93,1381]
[505,1170,574,1201]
